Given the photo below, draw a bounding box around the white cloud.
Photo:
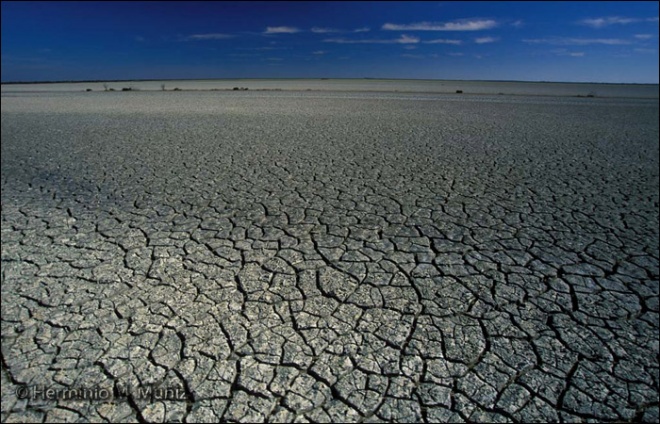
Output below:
[397,35,420,44]
[312,26,371,34]
[552,48,585,57]
[264,26,301,34]
[312,50,326,55]
[580,17,636,28]
[523,37,632,46]
[579,16,659,28]
[324,34,420,44]
[634,34,654,39]
[474,37,498,44]
[311,27,340,34]
[382,19,497,31]
[186,33,234,40]
[512,20,524,28]
[423,38,462,45]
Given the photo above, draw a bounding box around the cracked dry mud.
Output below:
[1,91,658,423]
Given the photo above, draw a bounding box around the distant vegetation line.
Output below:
[1,78,657,86]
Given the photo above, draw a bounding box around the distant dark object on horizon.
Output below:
[456,90,463,94]
[233,87,249,91]
[86,88,92,92]
[576,92,597,98]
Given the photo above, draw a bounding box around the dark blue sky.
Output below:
[2,1,658,83]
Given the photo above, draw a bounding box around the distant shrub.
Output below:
[577,92,596,98]
[456,90,463,94]
[173,87,181,91]
[108,88,115,91]
[122,87,132,91]
[86,88,92,92]
[233,87,239,91]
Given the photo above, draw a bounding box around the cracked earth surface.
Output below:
[1,91,658,423]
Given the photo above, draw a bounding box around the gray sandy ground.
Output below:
[1,91,658,423]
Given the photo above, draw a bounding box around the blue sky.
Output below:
[2,1,658,83]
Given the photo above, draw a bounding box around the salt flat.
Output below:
[1,89,658,422]
[2,78,659,98]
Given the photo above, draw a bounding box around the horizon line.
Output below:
[2,77,658,86]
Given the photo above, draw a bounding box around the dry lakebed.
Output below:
[1,82,659,423]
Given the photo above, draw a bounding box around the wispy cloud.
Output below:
[185,33,234,40]
[579,16,659,28]
[474,36,498,44]
[382,19,497,31]
[634,34,654,39]
[312,50,326,55]
[401,53,440,59]
[311,26,370,34]
[253,46,287,51]
[553,49,586,57]
[550,49,585,57]
[512,20,524,28]
[311,27,341,34]
[423,38,462,45]
[324,34,420,44]
[448,52,464,56]
[635,48,657,54]
[264,26,301,34]
[524,37,632,45]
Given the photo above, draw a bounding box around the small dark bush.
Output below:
[86,88,92,92]
[122,87,132,91]
[456,90,463,94]
[233,87,239,91]
[108,88,115,91]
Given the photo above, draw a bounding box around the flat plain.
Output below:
[1,87,659,422]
